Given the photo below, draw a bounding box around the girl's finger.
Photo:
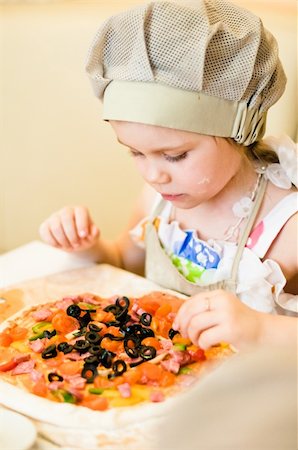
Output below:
[186,310,219,345]
[48,215,72,248]
[197,324,226,350]
[74,206,92,238]
[39,222,60,247]
[173,295,213,337]
[60,208,80,247]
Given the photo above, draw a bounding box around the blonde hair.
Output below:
[228,139,279,165]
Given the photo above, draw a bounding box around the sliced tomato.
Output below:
[94,376,115,389]
[105,326,123,338]
[80,395,109,411]
[32,379,48,397]
[123,366,142,385]
[140,362,163,382]
[141,337,161,351]
[59,361,82,376]
[190,348,206,362]
[0,359,18,372]
[10,326,28,341]
[101,337,124,353]
[155,304,172,318]
[51,311,79,334]
[93,311,115,323]
[157,317,172,339]
[137,299,161,316]
[0,332,13,347]
[159,370,176,387]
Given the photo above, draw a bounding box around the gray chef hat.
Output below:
[86,0,286,145]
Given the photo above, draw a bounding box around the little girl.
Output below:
[39,0,297,350]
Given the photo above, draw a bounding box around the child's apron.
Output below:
[145,176,267,296]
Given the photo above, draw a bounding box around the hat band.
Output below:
[103,81,266,145]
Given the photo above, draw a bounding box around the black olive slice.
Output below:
[112,359,127,376]
[89,345,102,355]
[103,333,124,341]
[140,313,152,327]
[66,304,81,318]
[81,364,98,383]
[42,329,57,339]
[48,372,63,382]
[85,331,101,344]
[116,296,130,310]
[84,355,99,365]
[74,340,90,354]
[89,323,102,333]
[57,342,73,354]
[42,344,57,359]
[140,327,155,339]
[129,359,145,368]
[79,312,92,328]
[103,304,120,314]
[98,350,114,368]
[139,345,157,361]
[169,328,179,340]
[104,321,121,327]
[124,336,141,359]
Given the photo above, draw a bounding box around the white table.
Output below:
[0,240,97,289]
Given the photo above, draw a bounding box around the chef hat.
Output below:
[86,0,286,145]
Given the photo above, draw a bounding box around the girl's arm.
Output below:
[39,184,157,276]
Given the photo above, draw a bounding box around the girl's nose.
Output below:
[143,162,170,185]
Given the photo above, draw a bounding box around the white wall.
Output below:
[0,0,296,253]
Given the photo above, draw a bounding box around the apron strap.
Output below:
[228,175,268,288]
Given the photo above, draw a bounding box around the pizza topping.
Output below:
[117,382,131,398]
[85,331,102,345]
[73,340,90,354]
[52,389,76,404]
[32,309,53,322]
[66,304,81,319]
[88,323,102,333]
[111,359,127,377]
[42,344,58,359]
[48,372,64,382]
[11,359,35,375]
[168,328,179,340]
[139,345,157,361]
[150,390,165,403]
[57,342,74,354]
[29,339,48,353]
[81,364,98,383]
[140,312,152,327]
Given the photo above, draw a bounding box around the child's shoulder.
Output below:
[261,182,297,281]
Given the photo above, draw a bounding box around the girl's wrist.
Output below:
[256,312,297,347]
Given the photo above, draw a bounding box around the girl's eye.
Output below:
[164,152,188,162]
[129,150,144,158]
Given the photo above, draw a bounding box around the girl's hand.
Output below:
[39,206,100,252]
[172,290,264,350]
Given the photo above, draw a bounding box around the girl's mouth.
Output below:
[161,194,184,201]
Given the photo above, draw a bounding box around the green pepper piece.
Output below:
[32,321,52,334]
[88,388,104,395]
[173,343,187,351]
[53,389,76,404]
[179,366,192,374]
[29,332,45,341]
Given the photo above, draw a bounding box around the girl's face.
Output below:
[110,121,243,209]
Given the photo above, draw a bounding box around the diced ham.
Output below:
[13,354,31,364]
[117,383,131,398]
[48,381,64,391]
[67,387,83,401]
[150,391,165,402]
[32,308,53,322]
[170,350,192,366]
[11,359,35,375]
[55,298,74,311]
[64,375,87,389]
[161,358,180,374]
[81,296,101,305]
[65,352,91,361]
[30,369,44,383]
[29,338,47,353]
[160,339,173,352]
